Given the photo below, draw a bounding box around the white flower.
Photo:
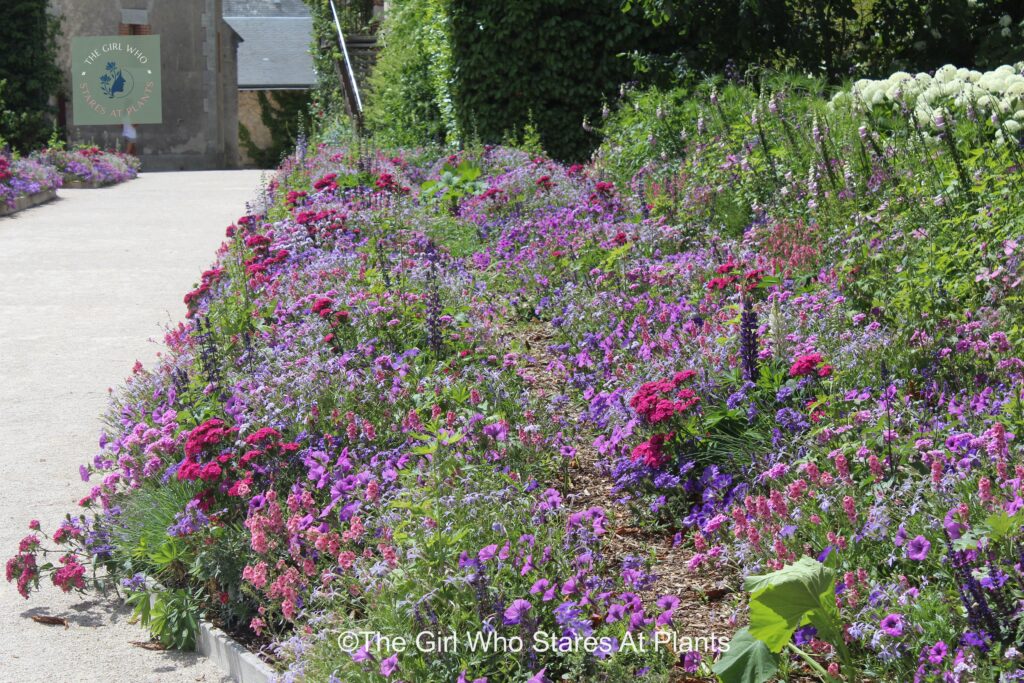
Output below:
[999,13,1012,28]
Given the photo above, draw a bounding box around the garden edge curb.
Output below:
[197,621,275,683]
[127,578,275,683]
[0,188,57,217]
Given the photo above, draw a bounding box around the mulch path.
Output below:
[507,321,743,681]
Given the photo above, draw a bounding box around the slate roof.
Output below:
[224,15,316,89]
[223,0,311,18]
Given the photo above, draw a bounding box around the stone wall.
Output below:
[51,0,240,170]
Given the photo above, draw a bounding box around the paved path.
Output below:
[0,171,267,682]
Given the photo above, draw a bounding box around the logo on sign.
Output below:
[99,61,134,99]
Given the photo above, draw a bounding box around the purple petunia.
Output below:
[906,535,931,561]
[504,598,532,625]
[879,613,903,637]
[478,544,498,563]
[380,653,399,677]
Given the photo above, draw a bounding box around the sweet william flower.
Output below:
[789,352,825,377]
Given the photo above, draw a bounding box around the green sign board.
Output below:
[71,36,162,125]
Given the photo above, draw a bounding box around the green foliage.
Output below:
[714,558,849,683]
[420,158,486,213]
[126,586,202,650]
[239,90,313,168]
[711,628,778,683]
[447,0,657,161]
[0,1,62,152]
[363,0,455,147]
[622,0,1024,82]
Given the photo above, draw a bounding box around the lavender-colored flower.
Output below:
[167,499,211,537]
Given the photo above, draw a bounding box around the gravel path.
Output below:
[0,171,267,682]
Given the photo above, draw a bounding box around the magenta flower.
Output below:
[928,641,947,664]
[478,544,498,563]
[906,535,930,561]
[879,613,904,637]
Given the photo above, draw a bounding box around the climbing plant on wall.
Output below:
[239,90,313,168]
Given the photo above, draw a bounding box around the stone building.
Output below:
[51,0,242,170]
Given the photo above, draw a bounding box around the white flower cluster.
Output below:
[832,63,1024,141]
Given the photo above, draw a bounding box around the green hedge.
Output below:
[0,0,61,152]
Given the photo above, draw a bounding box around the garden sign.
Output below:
[71,36,162,125]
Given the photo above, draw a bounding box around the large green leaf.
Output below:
[744,557,836,652]
[711,627,779,683]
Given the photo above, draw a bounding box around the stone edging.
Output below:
[127,577,275,683]
[197,621,276,683]
[62,180,111,189]
[0,188,58,217]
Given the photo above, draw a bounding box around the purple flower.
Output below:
[880,613,904,637]
[504,599,532,625]
[682,651,702,672]
[526,669,548,683]
[906,535,931,561]
[793,625,817,645]
[656,594,680,611]
[928,641,947,664]
[478,544,498,563]
[606,603,626,623]
[380,653,399,677]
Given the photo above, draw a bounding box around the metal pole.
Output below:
[328,0,363,113]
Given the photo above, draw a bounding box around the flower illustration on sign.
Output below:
[99,61,133,99]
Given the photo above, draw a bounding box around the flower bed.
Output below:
[8,62,1024,683]
[33,147,140,187]
[0,154,62,214]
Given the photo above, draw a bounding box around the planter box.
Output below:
[0,188,57,217]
